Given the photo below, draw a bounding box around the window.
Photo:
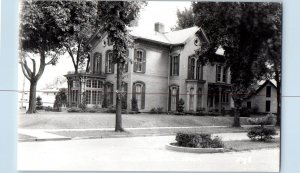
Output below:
[106,83,113,106]
[133,82,145,109]
[91,91,97,104]
[247,101,251,109]
[197,88,202,109]
[86,90,91,104]
[106,51,114,73]
[189,88,194,111]
[107,37,113,46]
[266,100,271,112]
[196,59,202,80]
[188,57,202,80]
[170,55,179,76]
[216,65,222,82]
[86,80,91,88]
[92,80,97,88]
[222,67,227,83]
[266,86,271,97]
[136,50,143,72]
[93,52,101,73]
[134,49,146,73]
[98,81,103,88]
[97,91,103,105]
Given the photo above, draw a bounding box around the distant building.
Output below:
[65,22,234,113]
[242,80,277,114]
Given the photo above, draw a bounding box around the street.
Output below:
[18,136,279,172]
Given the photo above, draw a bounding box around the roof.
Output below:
[88,26,208,48]
[130,26,204,45]
[245,80,277,99]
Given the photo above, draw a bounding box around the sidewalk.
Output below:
[18,125,280,142]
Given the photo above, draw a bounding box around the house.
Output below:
[64,22,233,113]
[242,80,277,114]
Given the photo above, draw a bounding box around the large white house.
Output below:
[65,22,233,113]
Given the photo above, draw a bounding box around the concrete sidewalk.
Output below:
[18,126,280,142]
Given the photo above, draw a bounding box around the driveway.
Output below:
[18,136,279,172]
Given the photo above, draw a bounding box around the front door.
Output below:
[171,87,177,111]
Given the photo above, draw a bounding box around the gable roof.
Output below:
[87,26,209,48]
[245,80,277,99]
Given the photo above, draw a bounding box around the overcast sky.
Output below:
[18,1,192,91]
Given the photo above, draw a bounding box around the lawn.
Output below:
[19,111,251,129]
[224,138,280,152]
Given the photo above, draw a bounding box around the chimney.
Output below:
[154,22,165,33]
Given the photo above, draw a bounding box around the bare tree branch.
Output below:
[66,45,76,69]
[35,49,46,81]
[30,58,36,76]
[20,62,31,80]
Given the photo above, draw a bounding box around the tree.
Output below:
[172,7,194,31]
[20,1,69,114]
[53,88,68,111]
[97,1,146,132]
[61,1,98,74]
[190,2,282,126]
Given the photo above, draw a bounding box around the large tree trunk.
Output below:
[115,63,124,132]
[275,71,281,126]
[232,99,241,127]
[26,80,37,114]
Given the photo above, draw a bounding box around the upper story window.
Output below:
[134,49,146,73]
[93,52,102,74]
[170,55,179,76]
[107,37,113,46]
[105,50,114,74]
[216,65,227,83]
[266,86,271,97]
[188,57,203,80]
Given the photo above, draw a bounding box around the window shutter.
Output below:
[111,84,114,105]
[133,49,137,72]
[168,87,171,111]
[103,84,107,108]
[188,57,191,79]
[176,87,179,111]
[132,83,136,100]
[141,84,145,109]
[142,50,146,73]
[105,52,108,73]
[170,56,173,75]
[177,55,180,75]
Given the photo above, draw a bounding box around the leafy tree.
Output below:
[190,2,282,126]
[20,1,69,113]
[61,1,98,74]
[172,7,195,31]
[97,1,146,131]
[53,88,67,110]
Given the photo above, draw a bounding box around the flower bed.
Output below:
[166,132,225,153]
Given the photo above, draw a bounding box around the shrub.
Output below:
[247,114,277,141]
[67,107,82,113]
[102,98,108,108]
[175,132,224,148]
[156,107,164,114]
[36,96,43,110]
[247,126,277,141]
[240,107,251,117]
[131,98,139,112]
[106,105,116,113]
[53,88,67,110]
[149,108,157,114]
[122,99,127,110]
[177,98,185,113]
[149,107,164,114]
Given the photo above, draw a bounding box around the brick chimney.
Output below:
[154,22,165,33]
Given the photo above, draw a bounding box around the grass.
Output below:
[49,127,249,138]
[224,138,280,152]
[19,111,251,129]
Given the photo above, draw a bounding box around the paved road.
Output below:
[18,136,279,172]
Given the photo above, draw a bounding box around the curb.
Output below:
[19,137,72,142]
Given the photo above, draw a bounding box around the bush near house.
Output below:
[175,132,224,148]
[149,107,164,114]
[247,114,277,141]
[131,98,139,112]
[36,96,43,110]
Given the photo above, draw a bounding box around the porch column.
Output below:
[219,87,222,113]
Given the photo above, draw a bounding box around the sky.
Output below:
[18,1,192,91]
